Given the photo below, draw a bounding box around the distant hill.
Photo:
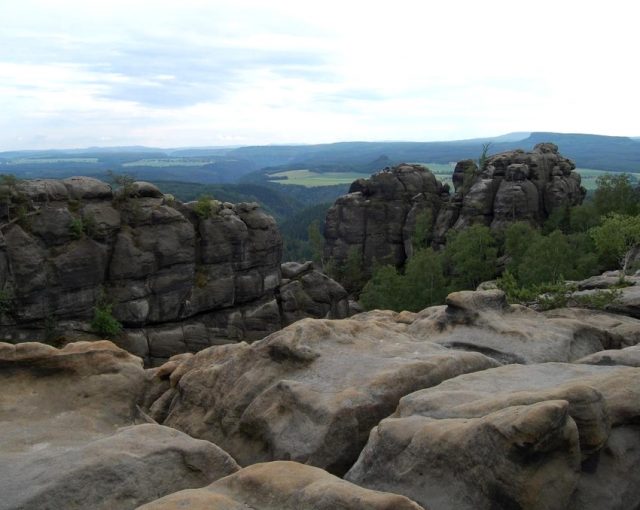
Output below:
[1,132,638,182]
[230,132,640,173]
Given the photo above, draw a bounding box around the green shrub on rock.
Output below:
[91,300,122,338]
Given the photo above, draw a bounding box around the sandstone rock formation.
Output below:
[324,164,448,275]
[144,316,498,475]
[324,143,585,275]
[346,362,640,510]
[406,289,639,364]
[278,260,350,324]
[136,461,425,510]
[576,344,640,367]
[0,341,239,510]
[0,177,350,364]
[5,282,640,509]
[571,270,640,319]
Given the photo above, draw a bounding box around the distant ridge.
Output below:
[1,132,639,177]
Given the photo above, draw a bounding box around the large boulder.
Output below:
[0,341,239,510]
[278,261,350,323]
[145,316,498,475]
[137,461,424,510]
[346,362,640,510]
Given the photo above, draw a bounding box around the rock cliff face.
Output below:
[324,163,449,272]
[0,177,349,365]
[324,143,585,273]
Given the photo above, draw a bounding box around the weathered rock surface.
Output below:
[347,362,640,510]
[6,283,640,510]
[406,290,623,364]
[324,144,585,277]
[0,178,349,364]
[137,461,425,510]
[576,344,640,367]
[0,341,239,510]
[544,306,640,349]
[145,316,498,475]
[571,271,640,319]
[278,260,350,323]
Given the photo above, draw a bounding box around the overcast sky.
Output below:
[1,0,637,150]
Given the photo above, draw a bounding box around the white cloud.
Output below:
[0,0,638,149]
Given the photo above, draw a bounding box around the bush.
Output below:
[573,289,622,310]
[69,218,84,239]
[91,301,122,338]
[108,170,136,203]
[496,273,575,311]
[194,195,216,218]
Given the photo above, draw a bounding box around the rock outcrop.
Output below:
[137,461,425,510]
[144,316,498,475]
[5,283,640,509]
[324,143,585,275]
[406,289,640,364]
[0,341,239,510]
[278,260,350,324]
[0,178,350,364]
[346,362,640,510]
[324,164,449,275]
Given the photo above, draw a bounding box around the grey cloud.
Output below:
[101,42,328,106]
[1,31,331,108]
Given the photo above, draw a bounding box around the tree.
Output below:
[503,222,540,276]
[516,230,573,286]
[590,213,640,274]
[445,225,498,290]
[569,203,600,233]
[403,248,447,310]
[478,142,492,171]
[307,220,324,265]
[327,246,366,296]
[593,174,639,217]
[360,248,447,312]
[359,264,405,311]
[543,205,571,234]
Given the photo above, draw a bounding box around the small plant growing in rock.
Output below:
[91,294,122,338]
[82,213,99,238]
[69,218,84,239]
[194,195,216,218]
[195,270,208,288]
[0,288,14,316]
[67,199,81,212]
[572,289,622,310]
[478,142,492,171]
[108,170,136,204]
